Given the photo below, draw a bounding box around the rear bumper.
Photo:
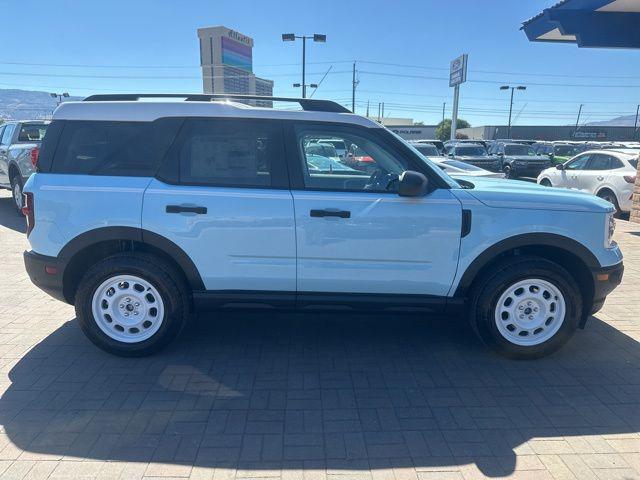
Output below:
[589,261,624,316]
[23,251,67,303]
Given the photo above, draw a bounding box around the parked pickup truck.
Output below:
[0,121,49,212]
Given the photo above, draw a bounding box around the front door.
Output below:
[288,123,462,298]
[0,124,14,186]
[559,153,591,189]
[142,118,296,293]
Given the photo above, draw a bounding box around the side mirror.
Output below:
[556,164,565,170]
[398,170,429,197]
[548,153,555,159]
[448,152,455,158]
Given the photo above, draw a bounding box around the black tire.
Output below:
[75,253,190,356]
[597,190,622,219]
[540,178,552,187]
[468,256,582,360]
[503,165,514,179]
[10,174,23,215]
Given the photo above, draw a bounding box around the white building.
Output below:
[197,26,274,106]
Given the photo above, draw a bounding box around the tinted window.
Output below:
[455,145,487,156]
[178,119,284,187]
[504,145,536,156]
[630,159,638,169]
[296,127,408,192]
[413,144,439,156]
[442,160,483,172]
[52,120,181,176]
[586,154,612,171]
[17,123,47,142]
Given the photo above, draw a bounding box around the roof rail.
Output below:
[82,93,352,114]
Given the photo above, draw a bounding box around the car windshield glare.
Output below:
[456,146,487,156]
[505,145,535,156]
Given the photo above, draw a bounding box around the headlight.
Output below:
[605,213,616,248]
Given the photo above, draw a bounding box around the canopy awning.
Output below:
[522,0,640,48]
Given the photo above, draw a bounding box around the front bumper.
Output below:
[512,164,550,178]
[589,261,624,316]
[23,251,67,303]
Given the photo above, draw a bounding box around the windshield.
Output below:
[456,145,487,156]
[413,144,440,156]
[17,123,47,142]
[554,144,580,156]
[442,160,484,172]
[504,145,536,156]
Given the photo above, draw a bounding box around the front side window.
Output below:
[565,154,591,170]
[296,127,408,192]
[179,119,284,187]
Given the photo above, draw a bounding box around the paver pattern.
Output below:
[0,190,639,479]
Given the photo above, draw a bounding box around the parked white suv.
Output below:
[537,150,638,217]
[23,94,623,359]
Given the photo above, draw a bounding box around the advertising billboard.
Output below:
[221,36,253,73]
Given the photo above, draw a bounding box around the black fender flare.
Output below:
[58,226,205,291]
[454,232,600,297]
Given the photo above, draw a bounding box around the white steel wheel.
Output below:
[494,278,566,347]
[91,274,165,343]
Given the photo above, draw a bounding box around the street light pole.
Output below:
[574,104,584,137]
[634,104,639,140]
[282,33,326,99]
[500,86,526,139]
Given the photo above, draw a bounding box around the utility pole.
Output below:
[500,86,526,139]
[366,100,370,118]
[377,103,381,122]
[442,102,446,125]
[351,62,358,113]
[634,104,639,140]
[381,102,385,124]
[574,104,584,138]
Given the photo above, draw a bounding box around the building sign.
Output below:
[221,35,253,73]
[449,54,468,87]
[573,131,607,139]
[227,29,253,47]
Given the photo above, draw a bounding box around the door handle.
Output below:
[310,209,351,219]
[597,176,604,181]
[166,205,207,214]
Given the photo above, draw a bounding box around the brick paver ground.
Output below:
[0,190,639,479]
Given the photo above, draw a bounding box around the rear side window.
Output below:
[17,123,47,142]
[51,119,181,176]
[176,119,286,188]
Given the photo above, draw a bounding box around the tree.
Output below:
[435,119,470,141]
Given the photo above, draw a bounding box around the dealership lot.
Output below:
[0,188,638,479]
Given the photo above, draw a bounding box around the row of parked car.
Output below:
[411,138,640,182]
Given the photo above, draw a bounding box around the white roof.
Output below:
[52,100,382,129]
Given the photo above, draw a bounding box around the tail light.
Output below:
[30,147,39,169]
[623,175,636,184]
[22,192,34,236]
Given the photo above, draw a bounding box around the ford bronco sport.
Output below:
[23,94,623,359]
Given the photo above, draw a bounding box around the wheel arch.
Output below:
[455,233,598,322]
[595,185,618,201]
[59,227,204,304]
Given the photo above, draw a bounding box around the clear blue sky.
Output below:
[2,0,640,126]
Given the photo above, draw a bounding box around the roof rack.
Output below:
[82,93,351,114]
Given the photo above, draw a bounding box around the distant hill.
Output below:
[587,114,638,127]
[0,89,83,121]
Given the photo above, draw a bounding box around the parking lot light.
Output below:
[500,85,527,138]
[281,32,327,98]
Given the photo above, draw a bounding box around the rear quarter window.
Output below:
[50,119,182,176]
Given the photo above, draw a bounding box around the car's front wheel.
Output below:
[75,253,189,356]
[503,165,514,179]
[469,256,582,359]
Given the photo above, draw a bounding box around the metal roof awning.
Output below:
[522,0,640,48]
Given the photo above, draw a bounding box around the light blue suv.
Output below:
[22,94,624,358]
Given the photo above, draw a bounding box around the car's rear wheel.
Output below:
[75,253,189,356]
[10,174,23,214]
[597,190,621,218]
[469,256,582,359]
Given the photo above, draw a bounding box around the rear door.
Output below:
[142,118,296,293]
[581,154,612,193]
[287,122,462,300]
